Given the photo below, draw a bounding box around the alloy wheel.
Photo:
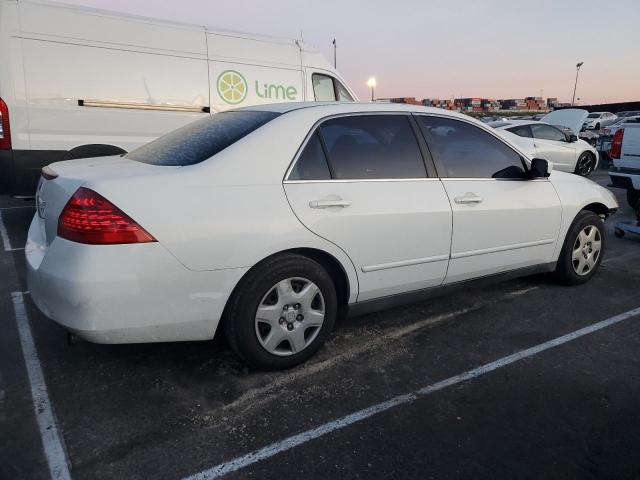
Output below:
[254,277,325,356]
[577,153,594,176]
[571,225,601,276]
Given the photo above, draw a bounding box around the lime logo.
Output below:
[217,70,247,105]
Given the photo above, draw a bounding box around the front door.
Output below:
[531,123,577,172]
[416,114,562,284]
[284,113,452,301]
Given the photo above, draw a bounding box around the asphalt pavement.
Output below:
[1,168,639,480]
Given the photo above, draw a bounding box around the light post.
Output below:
[572,62,584,106]
[367,77,377,102]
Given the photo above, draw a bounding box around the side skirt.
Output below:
[348,262,557,318]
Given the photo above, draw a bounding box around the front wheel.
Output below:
[224,253,338,370]
[555,211,604,285]
[575,152,596,177]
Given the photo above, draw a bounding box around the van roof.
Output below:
[19,0,319,51]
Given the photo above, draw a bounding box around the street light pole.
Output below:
[572,62,584,106]
[367,77,376,102]
[332,39,336,68]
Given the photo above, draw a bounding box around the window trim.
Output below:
[283,112,433,182]
[413,113,530,180]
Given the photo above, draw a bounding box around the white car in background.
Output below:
[491,109,599,176]
[27,103,618,370]
[583,112,617,130]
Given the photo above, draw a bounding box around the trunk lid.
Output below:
[540,109,588,135]
[35,156,178,245]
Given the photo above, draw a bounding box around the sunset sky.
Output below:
[61,0,639,105]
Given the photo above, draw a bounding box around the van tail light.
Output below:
[0,98,11,150]
[610,128,625,159]
[58,187,156,245]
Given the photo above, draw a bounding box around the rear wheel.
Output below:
[555,211,604,285]
[224,253,337,370]
[575,151,595,177]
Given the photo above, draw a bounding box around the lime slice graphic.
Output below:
[217,70,248,105]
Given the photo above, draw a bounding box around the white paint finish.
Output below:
[541,109,588,136]
[285,179,452,301]
[182,305,640,480]
[615,124,640,171]
[26,216,248,343]
[442,178,562,283]
[0,0,352,156]
[21,38,209,151]
[11,292,72,480]
[26,103,618,346]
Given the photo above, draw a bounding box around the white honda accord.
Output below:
[27,103,618,370]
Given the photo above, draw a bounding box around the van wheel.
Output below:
[555,211,604,285]
[224,253,337,370]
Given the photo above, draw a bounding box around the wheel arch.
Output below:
[221,247,355,329]
[581,201,612,218]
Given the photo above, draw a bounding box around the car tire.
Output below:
[555,210,605,285]
[224,253,338,370]
[595,123,600,130]
[627,189,640,210]
[574,151,596,177]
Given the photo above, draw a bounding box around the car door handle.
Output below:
[454,193,483,205]
[309,199,351,209]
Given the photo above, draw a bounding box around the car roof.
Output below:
[492,119,537,129]
[233,101,473,119]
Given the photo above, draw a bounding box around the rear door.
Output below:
[284,113,452,301]
[416,115,562,284]
[530,123,577,172]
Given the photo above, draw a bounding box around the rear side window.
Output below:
[289,132,331,180]
[418,116,525,179]
[312,74,354,102]
[506,125,533,138]
[126,111,280,166]
[319,115,427,179]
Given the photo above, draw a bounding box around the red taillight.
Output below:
[610,128,625,159]
[58,187,156,245]
[0,97,11,150]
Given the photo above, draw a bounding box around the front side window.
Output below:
[312,74,354,102]
[417,116,525,179]
[318,115,427,179]
[531,124,566,142]
[126,111,280,166]
[506,125,533,138]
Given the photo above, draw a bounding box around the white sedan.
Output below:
[491,109,599,176]
[27,103,618,370]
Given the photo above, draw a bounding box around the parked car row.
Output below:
[489,109,599,176]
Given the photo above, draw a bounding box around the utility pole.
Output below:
[572,62,584,106]
[332,39,336,68]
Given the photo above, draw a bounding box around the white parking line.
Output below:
[11,292,72,480]
[0,210,12,252]
[183,305,640,480]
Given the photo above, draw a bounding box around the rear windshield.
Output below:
[126,111,280,166]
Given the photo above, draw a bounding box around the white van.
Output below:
[0,0,357,194]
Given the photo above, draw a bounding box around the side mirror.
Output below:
[568,134,578,142]
[529,158,551,178]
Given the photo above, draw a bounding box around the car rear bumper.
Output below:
[25,215,248,344]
